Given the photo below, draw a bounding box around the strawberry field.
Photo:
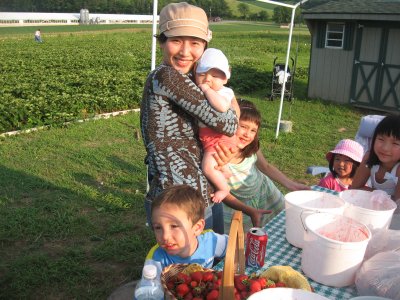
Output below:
[0,29,150,133]
[0,24,311,134]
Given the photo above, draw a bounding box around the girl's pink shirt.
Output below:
[318,173,349,192]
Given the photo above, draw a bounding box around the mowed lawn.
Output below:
[0,23,373,299]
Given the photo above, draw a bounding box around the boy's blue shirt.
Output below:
[145,230,228,269]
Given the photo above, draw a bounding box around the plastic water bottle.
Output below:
[134,264,164,300]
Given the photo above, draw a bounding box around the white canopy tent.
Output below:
[150,0,308,139]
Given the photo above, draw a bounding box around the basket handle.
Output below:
[219,210,245,300]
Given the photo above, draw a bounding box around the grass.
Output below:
[0,23,376,299]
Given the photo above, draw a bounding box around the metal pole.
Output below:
[274,5,296,139]
[151,0,158,71]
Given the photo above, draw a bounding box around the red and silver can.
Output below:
[245,227,268,268]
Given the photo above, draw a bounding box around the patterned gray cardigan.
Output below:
[140,64,238,207]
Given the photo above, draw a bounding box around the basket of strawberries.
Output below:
[161,211,313,300]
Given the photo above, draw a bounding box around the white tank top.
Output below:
[370,162,400,196]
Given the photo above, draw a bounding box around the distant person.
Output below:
[34,29,43,43]
[195,48,240,203]
[318,139,364,192]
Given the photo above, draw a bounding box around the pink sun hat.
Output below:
[326,139,364,163]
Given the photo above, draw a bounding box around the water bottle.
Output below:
[134,264,164,300]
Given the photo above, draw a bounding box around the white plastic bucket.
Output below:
[285,191,345,248]
[301,213,371,287]
[340,190,397,233]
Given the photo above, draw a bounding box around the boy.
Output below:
[145,185,228,269]
[195,48,240,203]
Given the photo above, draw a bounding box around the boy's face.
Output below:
[195,68,228,91]
[152,203,205,258]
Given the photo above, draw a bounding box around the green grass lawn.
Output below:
[0,23,376,299]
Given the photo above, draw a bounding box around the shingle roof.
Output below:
[302,0,400,14]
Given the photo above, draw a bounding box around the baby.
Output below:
[195,48,240,203]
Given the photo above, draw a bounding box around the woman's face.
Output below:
[236,119,259,149]
[160,36,206,74]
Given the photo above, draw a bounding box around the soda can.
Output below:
[245,227,268,268]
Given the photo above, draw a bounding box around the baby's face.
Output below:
[151,203,201,258]
[195,68,227,91]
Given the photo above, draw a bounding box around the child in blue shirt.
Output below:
[145,185,228,270]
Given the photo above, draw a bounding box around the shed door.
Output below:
[350,23,400,111]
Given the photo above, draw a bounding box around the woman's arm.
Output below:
[155,67,238,136]
[350,152,372,190]
[255,150,310,191]
[223,194,272,228]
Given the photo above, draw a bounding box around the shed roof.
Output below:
[302,0,400,21]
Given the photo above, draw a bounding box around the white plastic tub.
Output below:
[301,213,371,287]
[340,190,397,233]
[285,191,346,248]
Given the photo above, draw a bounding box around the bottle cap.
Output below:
[143,264,157,279]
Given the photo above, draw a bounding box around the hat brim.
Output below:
[163,27,211,42]
[326,149,362,163]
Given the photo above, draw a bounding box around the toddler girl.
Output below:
[351,115,400,205]
[318,139,364,192]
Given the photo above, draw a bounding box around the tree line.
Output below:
[1,0,319,23]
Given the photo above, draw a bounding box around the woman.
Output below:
[140,2,238,233]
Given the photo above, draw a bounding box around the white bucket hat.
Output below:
[196,48,231,79]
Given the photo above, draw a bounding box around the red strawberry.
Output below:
[176,283,190,297]
[176,272,191,284]
[166,279,175,290]
[257,277,267,289]
[202,271,215,282]
[190,280,198,288]
[234,274,249,291]
[184,292,194,300]
[216,271,223,279]
[206,289,219,300]
[240,290,248,299]
[249,279,262,294]
[213,278,222,290]
[275,282,286,287]
[191,271,203,283]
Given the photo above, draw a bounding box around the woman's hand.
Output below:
[213,143,238,170]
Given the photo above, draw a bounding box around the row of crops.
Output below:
[0,25,311,134]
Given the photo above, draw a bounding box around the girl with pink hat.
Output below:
[318,139,364,192]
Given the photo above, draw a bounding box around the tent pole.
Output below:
[151,0,158,71]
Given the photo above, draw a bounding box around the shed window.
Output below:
[325,23,345,49]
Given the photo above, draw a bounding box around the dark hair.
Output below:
[328,154,360,178]
[238,99,261,158]
[155,33,168,44]
[151,185,205,223]
[155,32,208,48]
[367,115,400,167]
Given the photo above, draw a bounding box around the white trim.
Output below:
[0,109,140,138]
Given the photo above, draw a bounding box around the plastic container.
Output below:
[301,212,371,287]
[340,190,397,233]
[247,287,330,300]
[134,264,164,300]
[285,190,346,248]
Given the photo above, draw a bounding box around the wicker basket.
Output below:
[161,211,245,300]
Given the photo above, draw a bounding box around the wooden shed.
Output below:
[302,0,400,112]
